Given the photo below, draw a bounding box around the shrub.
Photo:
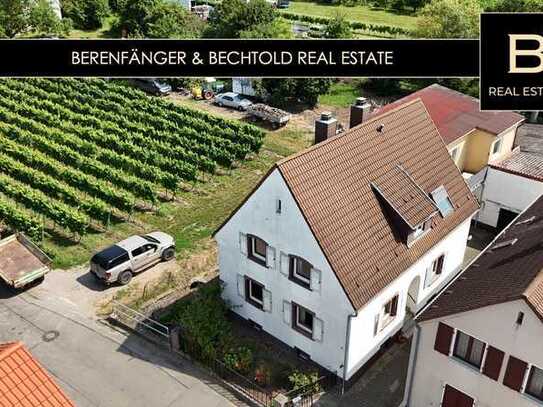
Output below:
[170,282,233,360]
[223,346,254,374]
[288,371,322,393]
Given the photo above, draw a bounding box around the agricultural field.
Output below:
[0,79,266,267]
[281,1,419,31]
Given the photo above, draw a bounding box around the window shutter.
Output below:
[239,232,248,256]
[442,385,474,407]
[373,314,380,336]
[482,346,505,381]
[313,317,324,342]
[434,322,454,356]
[280,252,289,276]
[282,301,292,325]
[263,289,272,312]
[237,274,245,298]
[436,255,445,275]
[310,268,322,292]
[390,295,399,317]
[503,356,528,392]
[424,266,433,288]
[266,246,276,269]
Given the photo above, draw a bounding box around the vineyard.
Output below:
[0,79,265,245]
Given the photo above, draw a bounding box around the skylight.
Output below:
[431,186,454,217]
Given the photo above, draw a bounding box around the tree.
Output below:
[62,0,110,30]
[239,19,293,39]
[205,0,277,38]
[488,0,543,12]
[29,0,71,37]
[261,78,333,108]
[116,0,202,38]
[323,13,352,38]
[0,0,31,38]
[414,0,480,38]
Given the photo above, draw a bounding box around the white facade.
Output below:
[478,168,543,228]
[216,168,473,380]
[409,301,543,407]
[232,78,257,97]
[49,0,62,19]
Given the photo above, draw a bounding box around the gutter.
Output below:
[341,312,356,394]
[400,324,421,407]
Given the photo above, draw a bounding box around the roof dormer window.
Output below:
[431,186,454,217]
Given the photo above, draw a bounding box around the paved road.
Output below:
[0,283,236,407]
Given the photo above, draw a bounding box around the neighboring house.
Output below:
[477,149,543,230]
[0,341,75,406]
[406,194,543,407]
[373,84,525,177]
[214,99,478,382]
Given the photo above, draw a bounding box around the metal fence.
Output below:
[110,302,336,407]
[111,301,170,341]
[284,372,338,407]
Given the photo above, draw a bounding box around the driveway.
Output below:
[0,282,236,407]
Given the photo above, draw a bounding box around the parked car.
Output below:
[129,78,172,96]
[277,0,290,8]
[214,92,253,111]
[90,232,175,285]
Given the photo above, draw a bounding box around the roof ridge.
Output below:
[277,98,425,168]
[0,341,22,360]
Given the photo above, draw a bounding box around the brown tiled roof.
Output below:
[372,84,524,145]
[490,150,543,182]
[0,341,75,407]
[419,195,543,322]
[277,99,478,309]
[372,165,438,228]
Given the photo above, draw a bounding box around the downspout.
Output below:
[341,312,356,395]
[400,324,421,407]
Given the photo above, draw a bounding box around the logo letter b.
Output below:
[509,34,543,73]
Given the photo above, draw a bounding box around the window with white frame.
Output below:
[375,294,399,334]
[492,138,503,155]
[425,254,445,288]
[247,234,267,265]
[452,330,486,369]
[289,255,312,288]
[526,365,543,402]
[245,277,264,309]
[293,303,314,337]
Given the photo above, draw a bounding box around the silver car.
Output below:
[90,232,175,285]
[214,92,253,111]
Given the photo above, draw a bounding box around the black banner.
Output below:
[481,13,543,111]
[0,39,479,78]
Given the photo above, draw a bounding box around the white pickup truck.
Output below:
[90,232,175,285]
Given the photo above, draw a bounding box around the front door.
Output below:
[497,208,519,231]
[441,384,474,407]
[131,244,159,271]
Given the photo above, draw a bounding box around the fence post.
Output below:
[169,325,180,352]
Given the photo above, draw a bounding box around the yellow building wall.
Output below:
[447,124,520,174]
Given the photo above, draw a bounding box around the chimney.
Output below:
[350,97,372,128]
[314,112,337,144]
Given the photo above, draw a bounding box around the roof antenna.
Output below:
[377,124,385,133]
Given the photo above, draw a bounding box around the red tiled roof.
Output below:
[419,195,543,322]
[490,150,543,182]
[372,84,524,145]
[0,342,75,407]
[277,99,478,309]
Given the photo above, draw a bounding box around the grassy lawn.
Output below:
[43,113,312,269]
[67,15,116,39]
[282,1,419,30]
[320,81,361,107]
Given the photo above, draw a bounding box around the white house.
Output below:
[49,0,62,19]
[214,99,479,382]
[477,149,543,230]
[406,195,543,407]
